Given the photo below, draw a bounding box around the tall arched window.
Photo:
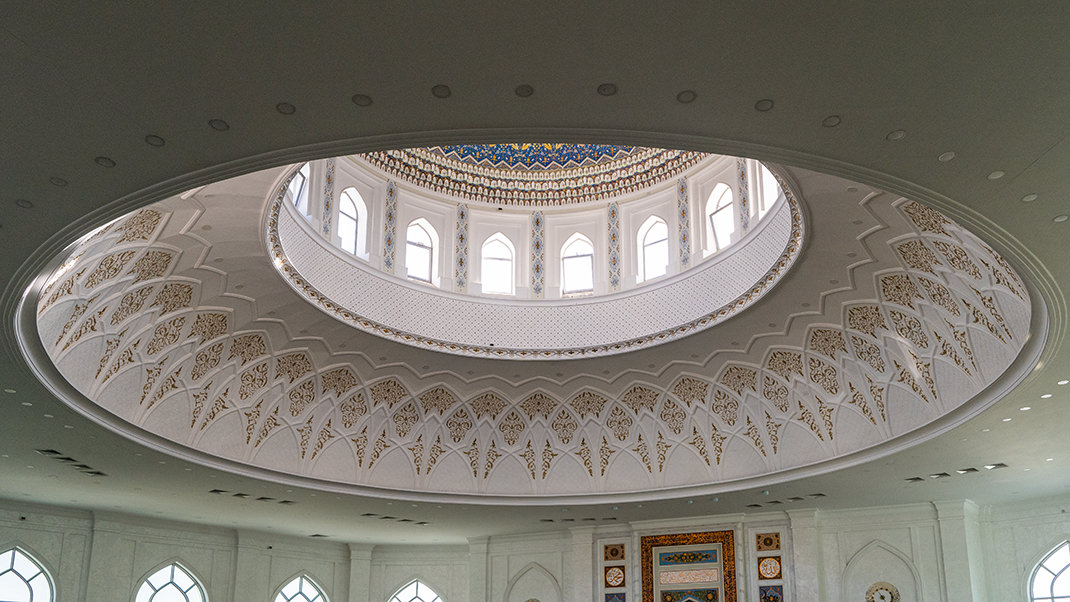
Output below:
[637,215,669,283]
[0,547,54,602]
[561,233,595,295]
[1031,541,1070,601]
[481,232,515,295]
[289,163,311,216]
[135,562,206,602]
[389,580,442,602]
[338,187,368,257]
[406,219,438,284]
[705,183,735,255]
[275,575,327,602]
[757,164,781,220]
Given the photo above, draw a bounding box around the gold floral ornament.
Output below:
[129,250,175,284]
[419,387,460,414]
[446,408,474,442]
[551,408,578,444]
[470,392,507,419]
[519,392,556,419]
[846,305,887,338]
[370,378,408,408]
[569,391,608,418]
[498,410,525,445]
[807,328,847,359]
[765,350,803,380]
[621,385,659,414]
[719,366,757,395]
[606,405,633,441]
[659,396,686,433]
[672,376,710,406]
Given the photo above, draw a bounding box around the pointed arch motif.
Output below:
[637,215,669,283]
[388,578,443,602]
[502,562,562,602]
[841,540,920,602]
[134,560,207,602]
[0,545,54,602]
[1030,540,1070,601]
[481,232,515,295]
[274,573,328,602]
[560,232,595,295]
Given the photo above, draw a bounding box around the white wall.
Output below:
[4,494,1068,602]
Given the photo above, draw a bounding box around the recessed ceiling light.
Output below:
[1047,458,1055,462]
[208,119,230,131]
[1054,215,1069,223]
[275,102,296,115]
[94,156,117,168]
[822,115,841,127]
[1020,406,1032,411]
[15,199,33,209]
[49,177,69,187]
[43,414,53,419]
[63,425,73,429]
[754,99,774,111]
[1058,380,1069,385]
[2,388,15,394]
[351,94,373,107]
[514,84,535,98]
[20,402,32,407]
[597,83,618,96]
[885,129,907,141]
[431,84,452,99]
[1021,193,1039,202]
[982,428,990,432]
[1042,394,1053,399]
[144,134,166,147]
[1002,417,1012,422]
[987,170,1005,180]
[676,90,697,104]
[938,151,956,162]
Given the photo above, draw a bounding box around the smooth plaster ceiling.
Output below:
[2,3,1070,544]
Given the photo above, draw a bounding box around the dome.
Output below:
[26,147,1035,502]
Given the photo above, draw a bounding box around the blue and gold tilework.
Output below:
[658,549,718,565]
[758,585,783,602]
[432,143,637,171]
[661,588,717,602]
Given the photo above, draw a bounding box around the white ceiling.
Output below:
[2,4,1070,544]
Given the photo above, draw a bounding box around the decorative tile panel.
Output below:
[530,211,545,298]
[454,203,469,292]
[677,178,690,268]
[383,181,397,270]
[608,202,622,290]
[321,158,334,236]
[737,157,750,232]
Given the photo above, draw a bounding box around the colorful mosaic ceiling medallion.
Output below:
[428,144,639,171]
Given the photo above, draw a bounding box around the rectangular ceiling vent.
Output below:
[207,489,295,504]
[34,449,106,477]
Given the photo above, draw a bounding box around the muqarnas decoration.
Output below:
[756,533,780,552]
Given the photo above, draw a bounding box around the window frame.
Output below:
[1030,540,1070,602]
[289,163,311,217]
[560,233,595,296]
[338,186,368,258]
[704,182,735,256]
[480,232,515,296]
[388,579,444,602]
[273,574,328,602]
[405,218,438,285]
[636,215,669,284]
[0,546,55,602]
[133,561,207,602]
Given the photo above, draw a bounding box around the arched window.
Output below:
[134,562,206,602]
[338,187,368,257]
[481,233,515,295]
[758,164,781,219]
[389,580,442,602]
[1031,541,1070,601]
[275,575,327,602]
[0,547,54,602]
[406,219,438,284]
[561,233,595,295]
[705,183,735,255]
[289,163,311,216]
[637,215,669,283]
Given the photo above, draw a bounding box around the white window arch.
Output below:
[1031,540,1070,601]
[289,163,311,217]
[0,547,54,602]
[338,187,368,257]
[481,232,515,295]
[405,218,439,284]
[757,163,781,220]
[561,233,595,295]
[134,562,206,602]
[389,579,442,602]
[637,215,669,283]
[275,574,327,602]
[705,182,735,255]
